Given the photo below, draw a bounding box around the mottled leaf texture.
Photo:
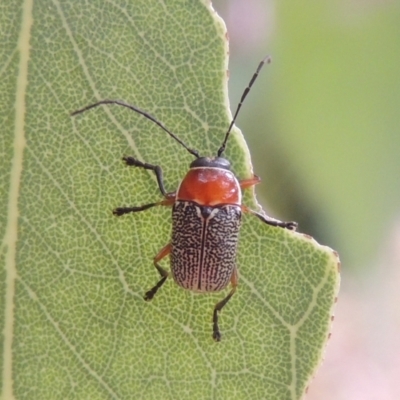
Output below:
[1,1,340,399]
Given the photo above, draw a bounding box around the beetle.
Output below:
[71,56,297,341]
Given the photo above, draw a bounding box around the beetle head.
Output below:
[190,157,231,170]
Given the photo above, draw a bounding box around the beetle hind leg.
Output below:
[212,268,238,342]
[144,244,171,301]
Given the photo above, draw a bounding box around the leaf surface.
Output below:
[1,1,340,399]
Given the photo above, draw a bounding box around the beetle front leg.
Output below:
[123,156,168,196]
[212,268,238,342]
[113,157,175,216]
[144,243,171,301]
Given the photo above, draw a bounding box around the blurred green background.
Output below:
[215,0,400,399]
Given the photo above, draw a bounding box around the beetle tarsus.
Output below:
[113,204,157,216]
[274,219,298,231]
[212,314,222,342]
[282,221,298,230]
[252,210,298,231]
[123,156,145,167]
[113,207,134,216]
[212,282,237,342]
[144,275,168,301]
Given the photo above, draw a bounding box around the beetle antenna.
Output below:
[71,99,200,158]
[217,55,271,157]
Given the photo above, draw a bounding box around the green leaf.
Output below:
[266,2,400,268]
[1,1,340,399]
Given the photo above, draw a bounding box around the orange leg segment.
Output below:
[144,243,171,301]
[212,268,238,342]
[160,193,176,206]
[239,175,261,189]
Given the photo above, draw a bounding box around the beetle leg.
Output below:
[212,268,238,342]
[144,243,171,301]
[240,177,297,230]
[123,156,168,196]
[239,175,261,189]
[113,195,175,216]
[113,156,175,216]
[242,205,298,230]
[114,202,159,216]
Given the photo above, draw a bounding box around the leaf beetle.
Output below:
[72,56,297,341]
